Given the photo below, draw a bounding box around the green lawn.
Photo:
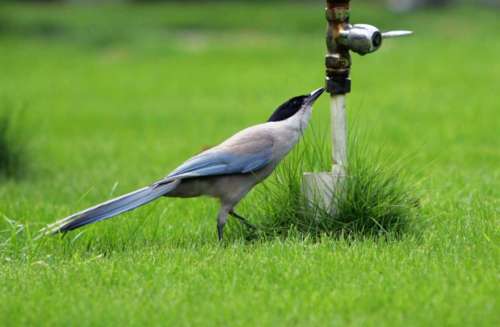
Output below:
[0,1,498,326]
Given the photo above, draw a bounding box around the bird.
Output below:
[45,87,325,240]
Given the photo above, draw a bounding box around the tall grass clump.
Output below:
[246,130,420,239]
[0,103,29,179]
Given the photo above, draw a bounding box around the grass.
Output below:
[244,133,420,239]
[0,1,499,326]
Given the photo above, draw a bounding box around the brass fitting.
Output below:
[325,0,352,95]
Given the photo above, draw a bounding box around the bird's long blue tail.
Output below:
[46,180,180,235]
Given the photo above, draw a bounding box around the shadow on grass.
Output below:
[0,17,128,51]
[0,101,30,180]
[0,12,68,38]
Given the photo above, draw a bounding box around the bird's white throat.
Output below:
[285,105,313,133]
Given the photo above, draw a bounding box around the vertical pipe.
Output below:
[331,95,347,174]
[326,0,350,179]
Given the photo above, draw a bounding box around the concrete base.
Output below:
[302,165,345,214]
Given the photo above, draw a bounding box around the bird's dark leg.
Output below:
[217,206,230,241]
[217,223,224,241]
[229,210,256,230]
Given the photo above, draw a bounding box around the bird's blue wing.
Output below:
[164,149,272,181]
[158,134,274,183]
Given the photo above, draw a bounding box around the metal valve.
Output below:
[338,24,413,55]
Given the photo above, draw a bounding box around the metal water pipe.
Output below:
[303,0,412,212]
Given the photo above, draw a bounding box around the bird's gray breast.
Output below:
[167,165,274,204]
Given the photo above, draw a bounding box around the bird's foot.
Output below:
[229,210,257,230]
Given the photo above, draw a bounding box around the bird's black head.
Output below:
[267,95,308,122]
[267,88,324,122]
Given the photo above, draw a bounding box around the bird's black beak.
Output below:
[305,87,325,106]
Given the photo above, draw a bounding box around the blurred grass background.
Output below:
[0,1,498,326]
